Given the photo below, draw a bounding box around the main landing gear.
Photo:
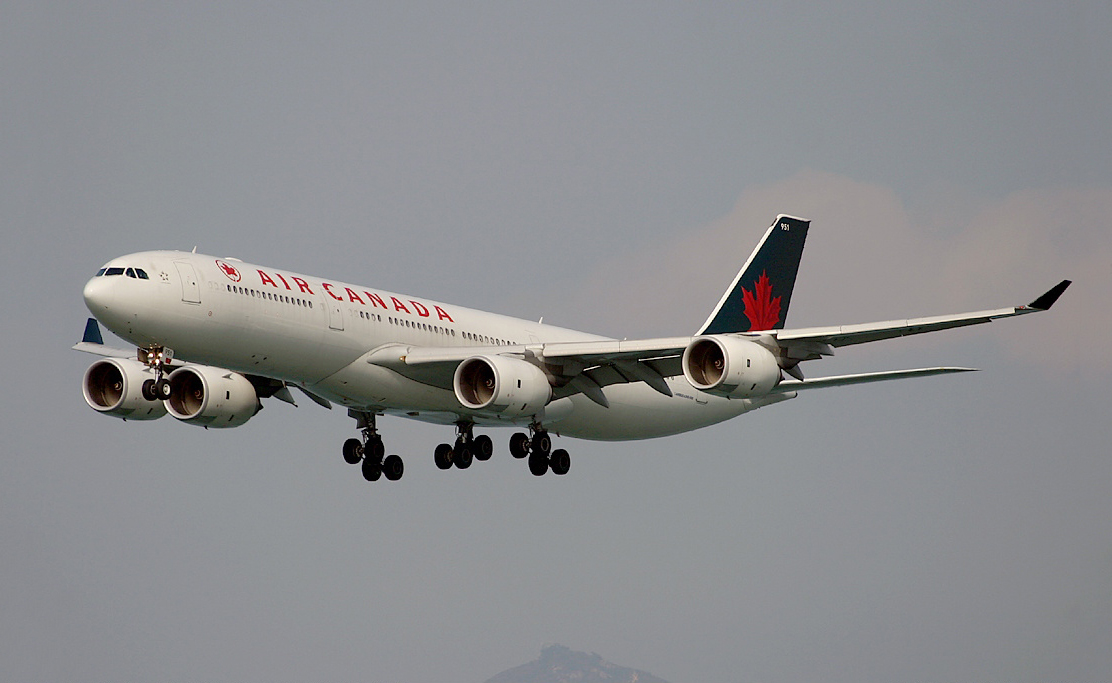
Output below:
[137,345,174,401]
[433,423,494,471]
[342,410,403,482]
[341,411,571,481]
[509,425,570,477]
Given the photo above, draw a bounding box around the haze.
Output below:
[2,4,1110,682]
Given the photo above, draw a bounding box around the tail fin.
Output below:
[697,214,810,334]
[82,317,104,345]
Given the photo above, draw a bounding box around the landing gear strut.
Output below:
[137,345,174,401]
[511,425,570,477]
[343,410,403,482]
[433,422,494,471]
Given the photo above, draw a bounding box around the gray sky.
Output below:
[3,3,1111,682]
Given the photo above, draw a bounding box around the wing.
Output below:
[363,338,690,408]
[368,280,1069,406]
[770,279,1072,361]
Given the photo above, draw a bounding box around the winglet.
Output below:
[1027,280,1071,311]
[82,318,104,345]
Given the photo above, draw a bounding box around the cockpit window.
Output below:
[96,266,149,279]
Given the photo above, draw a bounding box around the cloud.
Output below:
[562,170,1110,371]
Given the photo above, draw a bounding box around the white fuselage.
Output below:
[83,251,791,440]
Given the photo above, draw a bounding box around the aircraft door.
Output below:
[174,261,201,303]
[326,298,344,331]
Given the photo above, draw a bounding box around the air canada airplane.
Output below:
[77,215,1070,482]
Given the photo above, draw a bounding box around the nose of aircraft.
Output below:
[83,275,114,319]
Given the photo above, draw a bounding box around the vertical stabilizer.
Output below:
[697,214,810,334]
[82,318,104,345]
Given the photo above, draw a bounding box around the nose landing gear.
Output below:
[137,346,174,401]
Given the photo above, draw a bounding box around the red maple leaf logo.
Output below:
[215,260,241,282]
[741,271,781,330]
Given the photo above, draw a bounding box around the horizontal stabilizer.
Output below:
[771,367,976,393]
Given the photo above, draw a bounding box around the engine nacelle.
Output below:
[453,355,552,418]
[82,358,168,420]
[165,365,260,428]
[682,335,781,398]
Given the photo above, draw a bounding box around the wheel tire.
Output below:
[141,379,159,401]
[474,434,494,461]
[434,443,453,470]
[155,378,172,400]
[367,436,385,461]
[382,455,404,481]
[550,449,571,476]
[509,432,530,459]
[361,457,382,482]
[528,452,549,477]
[454,443,473,469]
[532,432,552,457]
[342,438,363,465]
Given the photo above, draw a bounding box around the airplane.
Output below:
[76,215,1070,482]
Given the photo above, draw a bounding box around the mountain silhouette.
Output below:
[485,644,671,683]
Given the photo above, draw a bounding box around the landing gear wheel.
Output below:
[141,379,159,401]
[155,377,172,400]
[342,438,363,465]
[434,443,453,470]
[366,436,385,462]
[531,431,552,457]
[509,432,530,459]
[361,456,382,482]
[550,449,571,476]
[474,434,494,461]
[382,455,404,481]
[454,442,473,469]
[528,452,549,477]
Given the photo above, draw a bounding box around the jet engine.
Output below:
[453,355,552,418]
[682,335,781,398]
[82,357,168,420]
[165,365,260,428]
